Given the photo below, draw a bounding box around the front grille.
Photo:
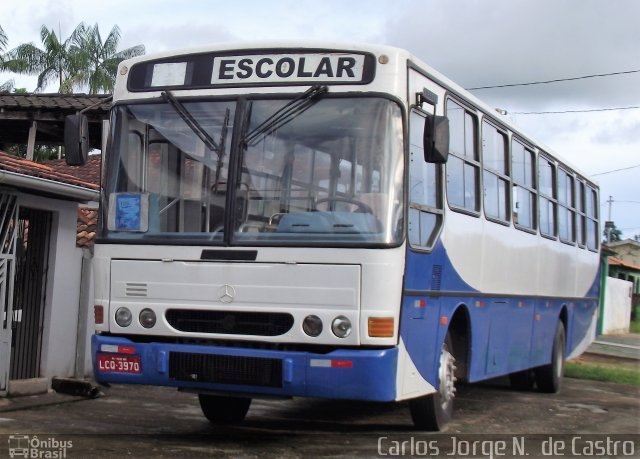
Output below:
[165,310,294,336]
[169,352,283,387]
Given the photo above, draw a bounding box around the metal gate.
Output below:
[9,207,52,381]
[0,194,18,393]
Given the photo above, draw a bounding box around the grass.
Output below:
[566,359,640,386]
[630,319,640,335]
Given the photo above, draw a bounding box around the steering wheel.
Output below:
[315,196,373,214]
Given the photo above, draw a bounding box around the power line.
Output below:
[591,164,640,177]
[511,106,640,115]
[466,69,640,91]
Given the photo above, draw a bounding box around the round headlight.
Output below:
[115,307,132,327]
[302,315,323,337]
[331,316,352,338]
[139,308,157,329]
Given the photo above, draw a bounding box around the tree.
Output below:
[2,23,144,94]
[0,25,15,92]
[2,24,79,93]
[603,221,623,243]
[70,23,145,94]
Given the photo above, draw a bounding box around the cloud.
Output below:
[382,0,640,110]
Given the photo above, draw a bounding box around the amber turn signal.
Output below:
[368,317,394,337]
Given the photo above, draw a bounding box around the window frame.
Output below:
[481,119,511,225]
[557,166,577,245]
[408,107,444,252]
[538,153,557,240]
[511,137,537,234]
[585,184,600,252]
[575,179,587,248]
[445,97,481,217]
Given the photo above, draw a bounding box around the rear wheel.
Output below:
[409,333,456,431]
[198,394,251,424]
[535,321,565,393]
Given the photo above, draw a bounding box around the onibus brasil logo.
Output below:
[8,435,73,458]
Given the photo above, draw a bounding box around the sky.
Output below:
[1,0,639,239]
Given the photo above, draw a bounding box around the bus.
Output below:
[66,42,601,430]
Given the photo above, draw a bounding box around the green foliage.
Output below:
[1,22,145,94]
[603,221,623,243]
[0,25,15,92]
[4,144,60,162]
[631,319,640,335]
[565,360,640,386]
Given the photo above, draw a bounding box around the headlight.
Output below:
[303,315,323,337]
[139,308,157,328]
[331,316,352,338]
[115,307,132,327]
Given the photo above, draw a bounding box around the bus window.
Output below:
[446,100,479,213]
[586,186,599,251]
[512,139,536,230]
[409,110,442,248]
[538,156,557,237]
[234,97,404,245]
[558,168,576,243]
[576,180,586,247]
[482,121,509,222]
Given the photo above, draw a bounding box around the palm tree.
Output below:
[0,25,15,92]
[2,24,79,93]
[71,23,145,94]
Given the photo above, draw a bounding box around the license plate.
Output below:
[97,354,141,374]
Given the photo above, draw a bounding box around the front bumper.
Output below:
[92,335,398,401]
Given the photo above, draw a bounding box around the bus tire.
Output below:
[198,394,251,424]
[409,333,456,431]
[535,321,565,393]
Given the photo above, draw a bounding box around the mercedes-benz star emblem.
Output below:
[218,284,236,303]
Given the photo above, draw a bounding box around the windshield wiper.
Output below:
[242,84,328,147]
[162,90,220,153]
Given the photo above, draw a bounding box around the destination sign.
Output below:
[127,50,375,91]
[212,53,366,84]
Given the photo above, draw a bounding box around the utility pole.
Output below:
[605,195,614,243]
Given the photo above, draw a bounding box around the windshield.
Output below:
[104,96,404,246]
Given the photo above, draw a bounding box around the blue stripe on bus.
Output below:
[400,241,600,387]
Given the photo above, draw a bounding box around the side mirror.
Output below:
[64,114,89,166]
[424,114,449,164]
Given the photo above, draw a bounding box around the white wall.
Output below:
[602,276,632,335]
[17,193,83,380]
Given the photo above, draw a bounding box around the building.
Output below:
[0,93,107,395]
[0,150,99,395]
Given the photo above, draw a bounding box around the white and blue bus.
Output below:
[67,42,601,430]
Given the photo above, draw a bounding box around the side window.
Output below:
[409,110,443,249]
[558,168,576,243]
[576,180,586,247]
[538,156,557,237]
[512,139,536,230]
[586,186,599,251]
[482,121,509,222]
[446,99,480,213]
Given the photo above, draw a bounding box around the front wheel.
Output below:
[198,394,251,424]
[409,334,456,431]
[535,321,565,393]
